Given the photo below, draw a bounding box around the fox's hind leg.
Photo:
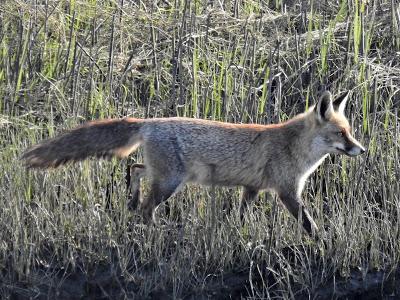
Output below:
[128,163,146,211]
[140,140,185,223]
[239,187,259,220]
[140,177,183,223]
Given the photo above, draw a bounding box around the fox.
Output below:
[22,91,365,237]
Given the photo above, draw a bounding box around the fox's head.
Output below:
[310,91,366,157]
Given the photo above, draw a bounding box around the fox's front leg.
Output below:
[278,191,318,236]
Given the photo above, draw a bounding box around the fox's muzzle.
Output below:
[344,145,366,156]
[342,138,366,156]
[334,135,366,157]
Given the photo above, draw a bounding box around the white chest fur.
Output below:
[297,154,329,196]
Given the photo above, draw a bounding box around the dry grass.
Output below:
[0,0,399,299]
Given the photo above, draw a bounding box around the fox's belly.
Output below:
[184,160,265,189]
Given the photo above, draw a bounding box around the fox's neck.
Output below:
[282,113,327,156]
[281,115,329,193]
[278,115,329,182]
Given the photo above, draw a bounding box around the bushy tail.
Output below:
[22,118,142,168]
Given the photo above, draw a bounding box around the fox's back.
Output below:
[140,118,267,160]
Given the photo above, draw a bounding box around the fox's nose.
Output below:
[360,146,366,154]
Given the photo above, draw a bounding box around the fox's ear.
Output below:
[333,91,350,114]
[315,91,334,121]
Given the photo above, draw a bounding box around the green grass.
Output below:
[1,0,400,298]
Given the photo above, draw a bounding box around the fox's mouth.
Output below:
[335,147,361,157]
[335,147,351,156]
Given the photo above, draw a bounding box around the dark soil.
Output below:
[2,263,400,300]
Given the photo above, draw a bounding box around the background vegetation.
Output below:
[0,0,399,298]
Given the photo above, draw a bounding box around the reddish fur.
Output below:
[22,118,142,168]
